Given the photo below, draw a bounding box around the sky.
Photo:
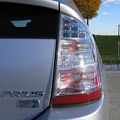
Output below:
[89,0,120,35]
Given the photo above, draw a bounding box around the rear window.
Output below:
[0,2,59,38]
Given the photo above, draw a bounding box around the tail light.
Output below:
[53,14,102,105]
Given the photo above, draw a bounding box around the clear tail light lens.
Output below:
[53,14,102,105]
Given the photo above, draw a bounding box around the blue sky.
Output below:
[89,0,120,35]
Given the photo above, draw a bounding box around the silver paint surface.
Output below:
[0,39,56,120]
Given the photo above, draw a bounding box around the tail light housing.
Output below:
[53,14,102,105]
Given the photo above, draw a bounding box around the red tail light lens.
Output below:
[53,14,102,105]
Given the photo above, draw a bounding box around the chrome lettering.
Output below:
[0,91,44,97]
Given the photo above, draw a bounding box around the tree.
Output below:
[74,0,102,26]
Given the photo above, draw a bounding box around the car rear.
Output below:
[0,0,109,120]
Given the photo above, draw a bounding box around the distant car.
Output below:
[0,0,109,120]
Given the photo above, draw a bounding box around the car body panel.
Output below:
[60,0,84,22]
[0,39,56,120]
[0,0,59,10]
[0,0,109,120]
[37,96,106,120]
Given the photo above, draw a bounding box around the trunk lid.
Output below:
[0,2,59,119]
[0,39,56,120]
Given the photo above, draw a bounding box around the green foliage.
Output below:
[95,35,120,64]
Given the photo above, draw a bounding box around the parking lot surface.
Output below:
[106,71,120,120]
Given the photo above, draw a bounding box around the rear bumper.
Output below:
[36,93,109,120]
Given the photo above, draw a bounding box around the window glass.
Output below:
[0,2,59,38]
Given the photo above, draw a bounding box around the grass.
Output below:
[95,35,120,64]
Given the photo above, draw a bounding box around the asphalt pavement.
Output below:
[106,71,120,120]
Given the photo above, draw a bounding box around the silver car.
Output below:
[0,0,109,120]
